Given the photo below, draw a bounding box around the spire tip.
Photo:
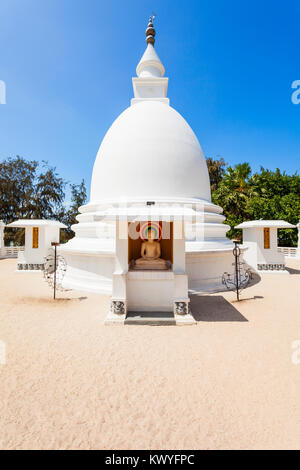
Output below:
[146,15,156,45]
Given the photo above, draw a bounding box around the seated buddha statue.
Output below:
[134,227,168,270]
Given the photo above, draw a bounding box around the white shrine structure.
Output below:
[0,220,5,249]
[60,17,237,323]
[235,220,296,273]
[297,222,300,258]
[7,219,66,271]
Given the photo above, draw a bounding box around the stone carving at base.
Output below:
[111,300,126,316]
[17,263,44,271]
[174,301,189,316]
[257,264,285,271]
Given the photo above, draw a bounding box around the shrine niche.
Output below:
[128,222,173,270]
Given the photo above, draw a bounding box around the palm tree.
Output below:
[213,163,254,218]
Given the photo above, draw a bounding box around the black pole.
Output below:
[54,245,57,300]
[235,243,239,301]
[232,240,241,301]
[51,242,60,301]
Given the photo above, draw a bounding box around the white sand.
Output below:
[0,257,300,450]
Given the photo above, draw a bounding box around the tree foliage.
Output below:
[61,180,87,242]
[206,156,227,192]
[211,161,300,245]
[1,155,299,247]
[0,156,87,245]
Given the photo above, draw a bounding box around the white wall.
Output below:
[18,226,61,266]
[242,227,285,271]
[62,252,114,294]
[186,249,235,292]
[0,223,4,249]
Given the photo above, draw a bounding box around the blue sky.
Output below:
[0,0,299,198]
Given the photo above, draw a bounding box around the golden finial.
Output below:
[146,15,156,45]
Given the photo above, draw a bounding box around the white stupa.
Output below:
[60,18,235,321]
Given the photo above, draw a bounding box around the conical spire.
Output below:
[131,16,169,106]
[136,16,165,78]
[146,16,156,45]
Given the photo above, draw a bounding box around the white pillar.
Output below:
[297,221,300,258]
[105,219,128,324]
[0,221,5,250]
[173,220,185,273]
[173,220,195,324]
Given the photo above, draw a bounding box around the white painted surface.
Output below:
[61,252,114,294]
[91,101,211,203]
[236,220,296,229]
[6,220,66,269]
[126,274,175,311]
[60,33,236,297]
[297,222,300,258]
[0,246,24,259]
[0,221,5,249]
[236,225,286,272]
[132,43,169,105]
[278,247,298,258]
[186,249,235,292]
[136,43,165,78]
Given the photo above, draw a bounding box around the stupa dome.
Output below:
[60,17,234,298]
[91,100,211,203]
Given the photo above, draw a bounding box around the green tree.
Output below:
[31,162,66,220]
[247,168,300,246]
[0,156,67,245]
[206,156,227,192]
[212,163,255,238]
[211,164,300,245]
[61,179,87,242]
[0,156,38,222]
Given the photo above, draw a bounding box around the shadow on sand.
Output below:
[286,266,300,275]
[13,296,88,305]
[190,294,249,322]
[248,272,261,287]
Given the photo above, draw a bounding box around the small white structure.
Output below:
[0,220,5,249]
[6,220,67,271]
[235,220,296,273]
[297,221,300,258]
[0,220,24,259]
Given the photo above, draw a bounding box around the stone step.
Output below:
[125,311,176,326]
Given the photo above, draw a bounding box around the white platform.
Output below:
[105,310,196,326]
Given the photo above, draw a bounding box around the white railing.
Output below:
[0,246,24,258]
[278,247,298,258]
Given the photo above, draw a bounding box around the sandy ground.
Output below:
[0,258,300,450]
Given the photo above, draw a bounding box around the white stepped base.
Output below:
[104,311,126,325]
[175,312,196,325]
[256,270,290,275]
[104,310,196,326]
